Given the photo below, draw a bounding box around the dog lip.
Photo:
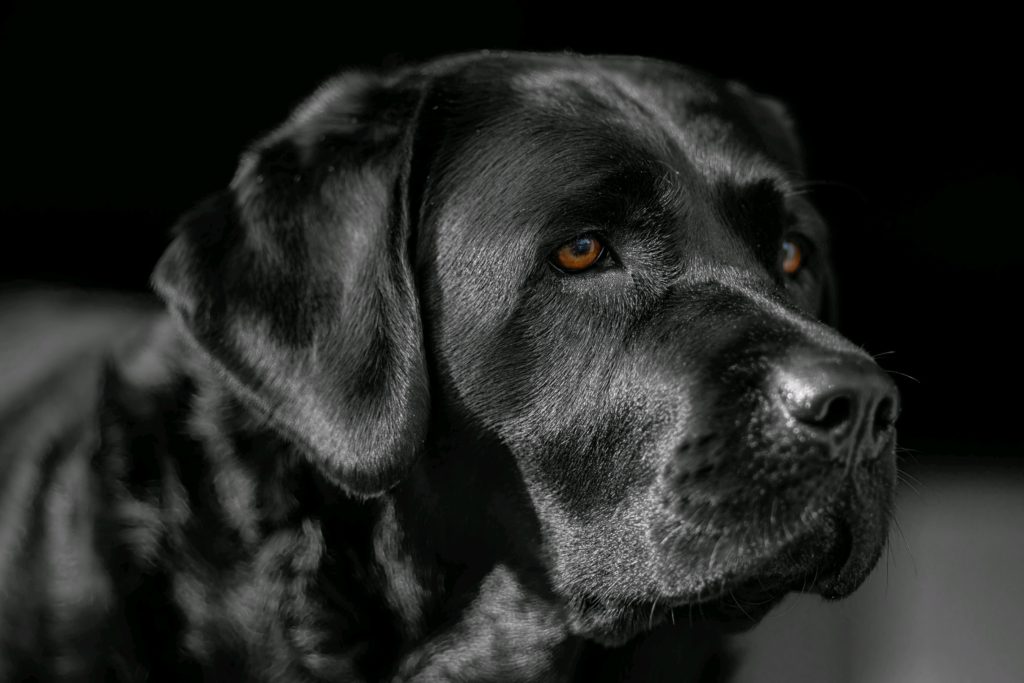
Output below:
[621,514,865,635]
[658,509,858,602]
[801,516,855,597]
[806,511,888,600]
[655,549,839,612]
[648,570,816,632]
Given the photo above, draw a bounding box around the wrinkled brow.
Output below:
[427,110,686,233]
[535,159,683,237]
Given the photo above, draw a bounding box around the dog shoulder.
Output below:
[0,288,161,419]
[0,290,174,679]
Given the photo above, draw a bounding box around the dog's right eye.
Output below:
[550,235,606,273]
[781,234,810,277]
[781,238,803,275]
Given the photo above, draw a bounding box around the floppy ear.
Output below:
[152,73,429,496]
[726,81,805,175]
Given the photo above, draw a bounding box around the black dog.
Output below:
[0,51,898,681]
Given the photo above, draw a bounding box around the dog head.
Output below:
[154,52,897,644]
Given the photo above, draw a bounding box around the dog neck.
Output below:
[100,318,579,680]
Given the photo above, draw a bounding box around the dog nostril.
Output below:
[777,354,898,448]
[871,395,896,440]
[808,393,854,433]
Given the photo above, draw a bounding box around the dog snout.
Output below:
[775,352,899,460]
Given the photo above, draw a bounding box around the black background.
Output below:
[2,5,1019,458]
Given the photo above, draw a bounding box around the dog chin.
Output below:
[563,567,814,645]
[569,512,880,645]
[564,584,789,646]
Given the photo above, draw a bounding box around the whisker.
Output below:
[785,179,870,204]
[730,591,755,622]
[884,540,891,594]
[898,469,926,488]
[895,447,927,469]
[890,506,917,577]
[896,470,922,496]
[878,367,921,384]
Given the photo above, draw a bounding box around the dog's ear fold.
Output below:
[153,73,429,496]
[726,81,804,174]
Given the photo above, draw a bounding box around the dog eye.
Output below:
[781,236,805,276]
[551,235,605,273]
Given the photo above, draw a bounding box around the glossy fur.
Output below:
[0,52,897,681]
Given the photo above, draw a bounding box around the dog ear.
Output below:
[726,81,805,175]
[152,73,429,496]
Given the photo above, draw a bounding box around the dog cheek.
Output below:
[480,308,691,517]
[522,399,660,513]
[506,367,689,599]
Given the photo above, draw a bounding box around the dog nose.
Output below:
[776,353,899,455]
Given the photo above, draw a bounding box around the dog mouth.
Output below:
[567,433,895,644]
[648,428,898,627]
[692,517,858,629]
[568,513,864,644]
[653,514,858,631]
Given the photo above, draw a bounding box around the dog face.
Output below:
[155,53,897,645]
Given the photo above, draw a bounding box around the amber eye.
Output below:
[781,237,804,276]
[552,235,605,272]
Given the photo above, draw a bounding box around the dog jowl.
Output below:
[0,52,898,681]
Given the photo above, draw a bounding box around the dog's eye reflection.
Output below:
[781,237,805,276]
[551,235,605,273]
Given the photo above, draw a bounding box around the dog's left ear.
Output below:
[153,73,429,496]
[726,81,804,175]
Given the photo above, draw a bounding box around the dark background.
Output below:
[2,5,1020,459]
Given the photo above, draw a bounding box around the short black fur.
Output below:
[0,51,898,681]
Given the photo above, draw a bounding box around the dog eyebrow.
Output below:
[538,157,681,235]
[711,176,795,263]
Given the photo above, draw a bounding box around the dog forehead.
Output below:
[507,57,716,132]
[420,57,793,264]
[414,55,803,323]
[424,55,792,213]
[475,54,785,176]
